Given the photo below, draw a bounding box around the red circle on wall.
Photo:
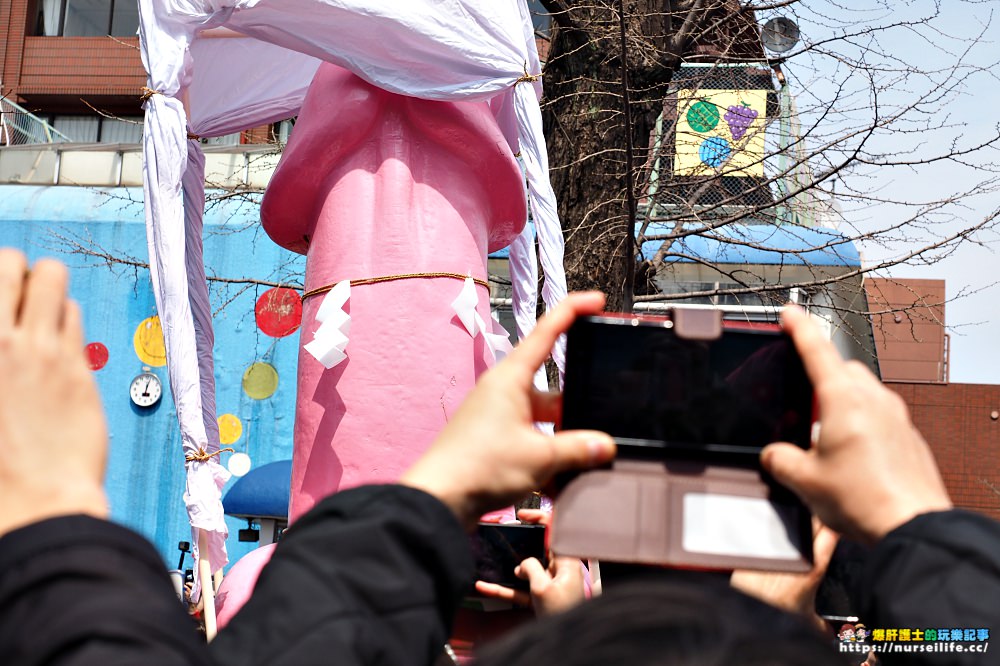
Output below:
[255,288,303,338]
[85,342,109,371]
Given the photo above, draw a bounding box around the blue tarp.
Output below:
[223,460,292,520]
[640,222,860,267]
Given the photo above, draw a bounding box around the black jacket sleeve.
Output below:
[0,515,212,666]
[0,485,473,666]
[210,485,474,666]
[860,510,1000,665]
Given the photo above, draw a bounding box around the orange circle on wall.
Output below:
[133,317,167,367]
[217,414,243,445]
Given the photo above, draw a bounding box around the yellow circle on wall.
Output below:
[133,316,167,367]
[217,413,243,445]
[242,362,279,400]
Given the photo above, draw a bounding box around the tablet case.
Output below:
[552,309,814,573]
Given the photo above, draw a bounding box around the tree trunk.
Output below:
[542,1,676,311]
[540,0,765,310]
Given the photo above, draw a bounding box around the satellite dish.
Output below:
[761,17,800,54]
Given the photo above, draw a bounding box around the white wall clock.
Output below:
[130,369,162,408]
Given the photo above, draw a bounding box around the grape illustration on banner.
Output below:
[724,102,759,141]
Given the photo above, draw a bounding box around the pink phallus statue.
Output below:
[216,63,526,625]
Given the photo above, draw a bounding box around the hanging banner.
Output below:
[674,89,768,177]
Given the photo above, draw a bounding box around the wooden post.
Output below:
[198,530,218,641]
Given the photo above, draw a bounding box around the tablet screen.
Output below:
[562,316,813,456]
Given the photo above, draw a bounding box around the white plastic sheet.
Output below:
[138,0,570,580]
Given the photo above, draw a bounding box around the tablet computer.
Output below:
[552,310,815,572]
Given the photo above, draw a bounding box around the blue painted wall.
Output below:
[0,184,305,570]
[0,184,859,573]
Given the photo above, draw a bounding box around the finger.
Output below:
[516,508,551,527]
[474,580,531,606]
[530,390,562,424]
[760,441,814,497]
[545,430,616,478]
[20,259,69,335]
[843,359,882,388]
[781,305,844,387]
[62,300,85,356]
[506,292,605,378]
[811,523,840,578]
[0,248,28,333]
[550,556,585,585]
[515,557,550,588]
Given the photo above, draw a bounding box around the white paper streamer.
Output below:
[451,277,514,363]
[304,280,352,368]
[486,312,515,362]
[451,276,480,337]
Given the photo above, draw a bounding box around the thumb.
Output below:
[515,557,548,584]
[545,431,616,476]
[761,442,813,496]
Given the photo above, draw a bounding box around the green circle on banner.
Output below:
[687,100,720,133]
[243,362,279,400]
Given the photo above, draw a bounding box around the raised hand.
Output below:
[0,250,108,538]
[473,509,587,617]
[401,292,616,529]
[761,305,951,544]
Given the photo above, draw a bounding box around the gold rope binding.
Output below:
[138,87,199,139]
[515,67,542,84]
[302,272,490,301]
[139,86,161,102]
[185,447,235,463]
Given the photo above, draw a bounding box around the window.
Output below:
[36,0,140,37]
[527,0,552,38]
[50,115,143,143]
[100,117,143,143]
[202,133,241,147]
[274,119,296,144]
[491,307,519,347]
[52,115,99,142]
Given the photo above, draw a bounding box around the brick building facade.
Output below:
[893,382,1000,520]
[1,0,276,143]
[2,0,548,145]
[867,278,1000,521]
[1,0,145,133]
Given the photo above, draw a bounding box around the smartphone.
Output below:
[562,314,814,461]
[469,523,547,591]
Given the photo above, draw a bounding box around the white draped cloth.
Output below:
[138,0,569,585]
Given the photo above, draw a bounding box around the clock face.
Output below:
[130,373,162,408]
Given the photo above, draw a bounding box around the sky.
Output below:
[782,1,1000,384]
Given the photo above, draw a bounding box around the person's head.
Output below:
[476,580,848,666]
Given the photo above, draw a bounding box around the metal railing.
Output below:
[0,96,72,146]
